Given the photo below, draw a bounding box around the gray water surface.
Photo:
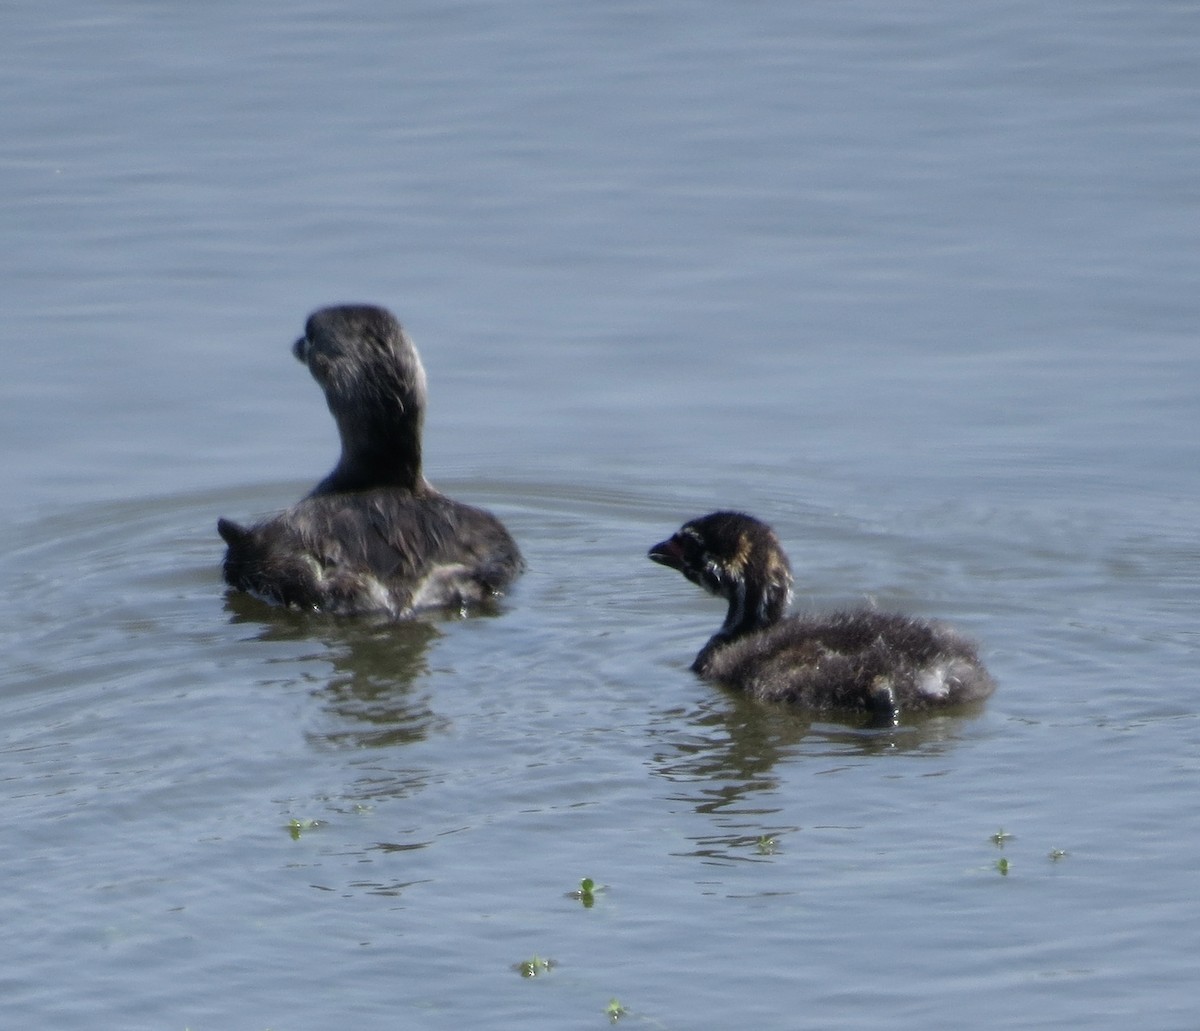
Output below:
[3,3,1199,1029]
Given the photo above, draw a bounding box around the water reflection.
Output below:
[648,688,987,863]
[223,591,443,749]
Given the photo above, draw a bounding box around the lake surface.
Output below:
[3,2,1199,1028]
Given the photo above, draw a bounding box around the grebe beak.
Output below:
[648,535,686,571]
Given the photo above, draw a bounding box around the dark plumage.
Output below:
[648,511,996,720]
[217,305,522,618]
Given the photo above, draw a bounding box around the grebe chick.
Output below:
[648,511,995,720]
[217,304,522,618]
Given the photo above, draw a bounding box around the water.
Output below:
[3,2,1199,1028]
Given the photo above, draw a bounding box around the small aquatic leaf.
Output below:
[756,835,779,855]
[514,954,556,978]
[568,876,602,907]
[287,818,322,840]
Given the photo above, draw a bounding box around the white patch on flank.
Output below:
[917,665,952,699]
[409,563,474,612]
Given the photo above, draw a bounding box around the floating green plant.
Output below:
[1048,848,1068,861]
[990,828,1013,849]
[755,834,779,855]
[287,818,322,840]
[567,876,603,908]
[605,998,627,1022]
[994,857,1010,876]
[514,954,556,978]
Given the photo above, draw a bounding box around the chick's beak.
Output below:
[648,535,685,570]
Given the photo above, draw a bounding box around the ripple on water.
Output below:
[2,480,1197,1031]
